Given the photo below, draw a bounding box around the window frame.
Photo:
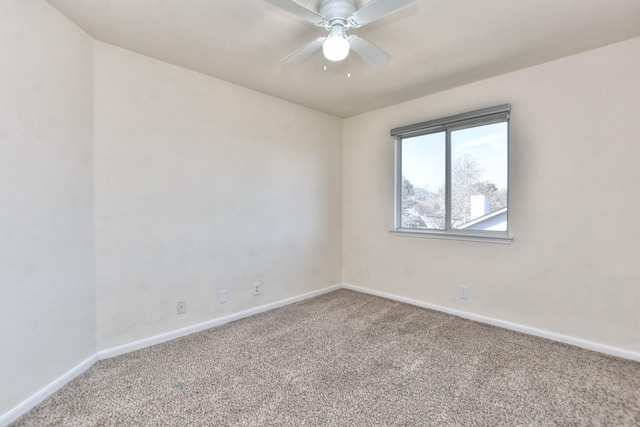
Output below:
[391,104,513,244]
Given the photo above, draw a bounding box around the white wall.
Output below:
[343,37,640,353]
[94,43,343,350]
[0,0,95,415]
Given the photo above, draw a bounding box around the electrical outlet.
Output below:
[253,282,261,296]
[459,286,469,300]
[177,301,186,314]
[219,290,227,304]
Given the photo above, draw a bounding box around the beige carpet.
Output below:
[14,289,640,426]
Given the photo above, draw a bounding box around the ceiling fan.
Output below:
[266,0,416,67]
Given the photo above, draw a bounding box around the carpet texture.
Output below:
[13,290,640,426]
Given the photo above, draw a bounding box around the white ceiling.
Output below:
[46,0,640,118]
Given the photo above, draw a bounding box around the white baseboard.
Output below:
[2,284,341,425]
[97,284,342,360]
[0,354,97,427]
[5,282,638,425]
[341,283,640,362]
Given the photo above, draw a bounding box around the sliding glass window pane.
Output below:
[400,132,446,229]
[450,122,508,231]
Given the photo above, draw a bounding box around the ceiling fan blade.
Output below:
[350,0,416,27]
[265,0,324,24]
[348,35,390,67]
[281,37,325,65]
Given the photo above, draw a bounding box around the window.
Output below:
[391,104,511,243]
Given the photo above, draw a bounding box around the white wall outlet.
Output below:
[253,282,261,296]
[177,300,186,314]
[459,286,469,300]
[219,290,227,304]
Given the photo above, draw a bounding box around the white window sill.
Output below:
[390,229,513,244]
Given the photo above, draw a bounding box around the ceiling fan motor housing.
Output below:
[318,0,357,29]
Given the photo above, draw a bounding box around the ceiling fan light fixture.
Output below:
[322,24,350,62]
[267,0,414,66]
